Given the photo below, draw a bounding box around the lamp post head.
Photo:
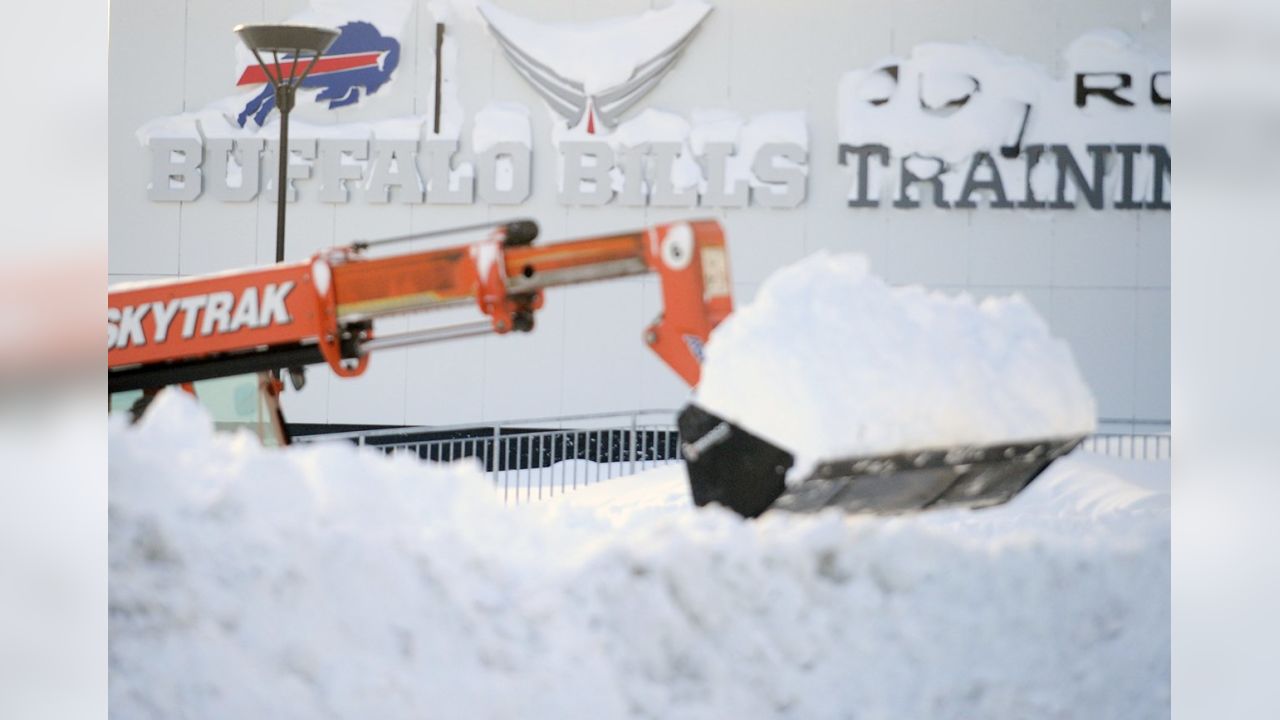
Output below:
[234,24,339,94]
[234,23,338,266]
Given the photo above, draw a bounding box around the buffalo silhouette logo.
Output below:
[236,20,400,127]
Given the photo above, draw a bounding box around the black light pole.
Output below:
[234,24,339,263]
[235,25,338,404]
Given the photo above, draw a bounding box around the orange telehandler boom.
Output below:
[108,219,732,395]
[109,216,1082,520]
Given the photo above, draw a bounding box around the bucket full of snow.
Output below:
[679,252,1096,518]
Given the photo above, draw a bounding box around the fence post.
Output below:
[491,425,501,490]
[629,413,638,476]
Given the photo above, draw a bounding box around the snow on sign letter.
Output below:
[837,30,1170,211]
[136,0,1164,213]
[479,1,807,209]
[137,0,809,209]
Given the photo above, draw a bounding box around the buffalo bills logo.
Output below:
[236,21,400,127]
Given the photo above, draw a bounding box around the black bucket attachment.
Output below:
[677,404,1084,518]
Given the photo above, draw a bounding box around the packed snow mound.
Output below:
[834,31,1169,205]
[696,252,1096,470]
[111,392,1166,720]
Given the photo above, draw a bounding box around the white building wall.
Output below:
[108,0,1171,426]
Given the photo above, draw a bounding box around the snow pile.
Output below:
[696,252,1095,470]
[471,101,532,191]
[551,108,808,196]
[837,42,1047,166]
[837,30,1170,155]
[836,30,1169,203]
[138,0,462,144]
[111,392,1166,719]
[471,101,532,153]
[689,109,809,192]
[603,108,702,192]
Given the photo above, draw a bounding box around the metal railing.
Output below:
[1079,432,1171,461]
[298,411,1171,503]
[296,410,684,504]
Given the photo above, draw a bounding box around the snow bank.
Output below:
[551,107,808,196]
[837,30,1170,156]
[836,30,1170,204]
[470,102,531,192]
[471,101,532,153]
[696,252,1096,471]
[137,0,462,144]
[111,392,1165,719]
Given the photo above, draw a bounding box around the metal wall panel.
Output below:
[108,0,1172,426]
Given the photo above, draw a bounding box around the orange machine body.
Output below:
[108,220,732,392]
[110,261,329,366]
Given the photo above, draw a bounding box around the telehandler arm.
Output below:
[108,220,732,394]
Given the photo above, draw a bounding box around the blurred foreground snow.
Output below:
[110,392,1168,719]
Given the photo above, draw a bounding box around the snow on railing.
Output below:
[297,411,1170,503]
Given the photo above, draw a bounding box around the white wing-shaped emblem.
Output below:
[478,1,712,131]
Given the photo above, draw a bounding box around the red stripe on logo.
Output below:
[236,52,385,86]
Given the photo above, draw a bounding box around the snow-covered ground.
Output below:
[110,392,1169,719]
